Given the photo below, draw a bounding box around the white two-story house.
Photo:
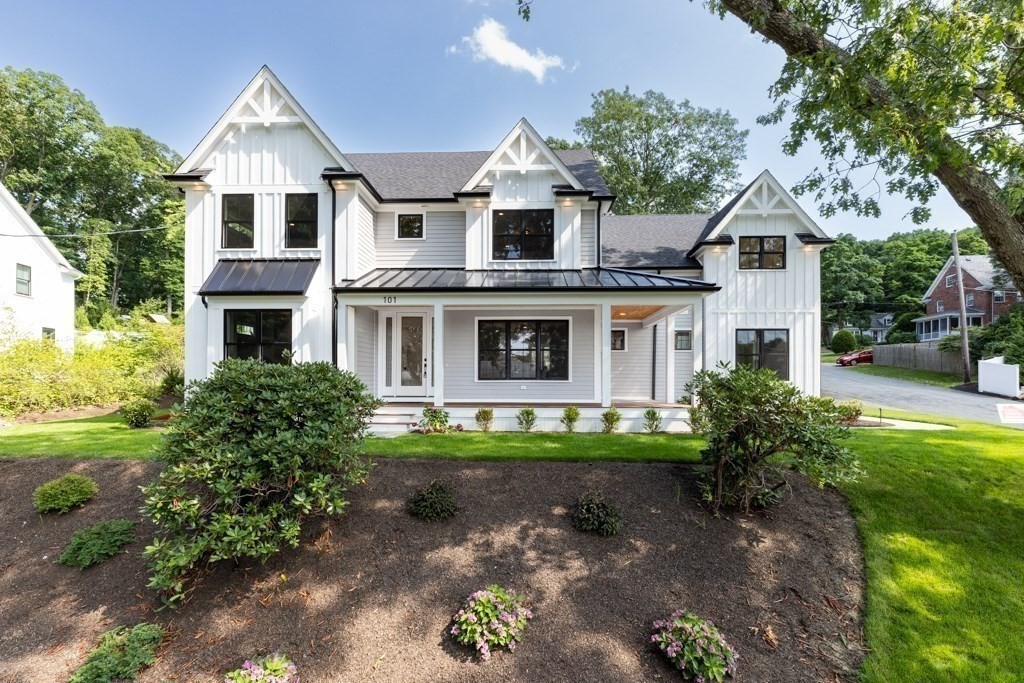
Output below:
[167,67,831,432]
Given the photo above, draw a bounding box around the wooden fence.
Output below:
[873,342,974,375]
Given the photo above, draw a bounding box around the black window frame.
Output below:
[738,236,786,270]
[15,263,31,296]
[674,330,692,351]
[477,319,570,381]
[222,194,255,249]
[735,329,790,381]
[396,213,425,240]
[224,309,292,365]
[610,329,627,352]
[491,209,555,261]
[42,327,55,341]
[285,193,318,249]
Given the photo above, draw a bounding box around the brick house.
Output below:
[915,255,1020,341]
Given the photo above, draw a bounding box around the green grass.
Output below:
[848,363,962,387]
[821,348,842,364]
[0,413,162,459]
[365,431,703,462]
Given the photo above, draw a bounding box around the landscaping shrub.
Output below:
[855,333,874,347]
[419,404,451,433]
[686,363,860,513]
[68,623,164,683]
[837,400,864,426]
[884,331,918,344]
[830,329,857,354]
[600,406,622,433]
[651,610,737,682]
[571,490,623,536]
[642,407,663,434]
[938,305,1024,364]
[33,474,99,514]
[560,405,581,433]
[141,359,382,607]
[160,368,185,398]
[407,480,458,522]
[58,519,137,569]
[121,397,157,429]
[224,653,298,683]
[516,407,537,432]
[475,407,494,432]
[451,584,533,660]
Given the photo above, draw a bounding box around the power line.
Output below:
[0,225,175,238]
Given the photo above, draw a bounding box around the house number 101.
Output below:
[382,296,398,304]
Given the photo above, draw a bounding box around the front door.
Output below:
[396,314,429,396]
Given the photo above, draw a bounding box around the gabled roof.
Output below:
[602,214,710,269]
[175,66,351,174]
[921,254,1003,301]
[460,118,587,193]
[0,181,82,278]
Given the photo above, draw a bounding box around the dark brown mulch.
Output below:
[0,458,865,683]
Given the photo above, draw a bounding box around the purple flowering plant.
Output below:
[450,584,533,661]
[651,611,737,682]
[224,653,298,683]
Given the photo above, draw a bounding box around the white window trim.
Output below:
[394,211,427,241]
[966,293,975,307]
[15,263,31,297]
[674,329,693,351]
[937,300,945,312]
[487,205,559,265]
[994,290,1005,303]
[945,275,955,288]
[610,328,627,352]
[473,315,573,383]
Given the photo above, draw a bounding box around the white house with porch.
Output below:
[168,67,831,432]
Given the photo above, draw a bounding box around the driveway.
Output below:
[821,363,1023,430]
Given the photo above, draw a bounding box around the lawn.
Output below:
[0,413,162,459]
[848,363,962,387]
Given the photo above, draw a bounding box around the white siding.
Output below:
[611,322,656,400]
[356,196,376,275]
[580,209,597,267]
[486,170,557,202]
[375,211,466,268]
[202,124,335,187]
[354,307,377,394]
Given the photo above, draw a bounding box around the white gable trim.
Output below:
[921,255,956,302]
[704,169,829,243]
[0,181,82,278]
[460,118,585,193]
[176,65,350,174]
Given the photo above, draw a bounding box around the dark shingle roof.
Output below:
[688,177,759,252]
[339,267,717,292]
[343,149,611,200]
[602,214,711,269]
[199,259,319,295]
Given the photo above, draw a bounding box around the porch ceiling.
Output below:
[612,305,664,320]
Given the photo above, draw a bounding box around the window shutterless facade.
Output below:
[396,213,425,239]
[222,194,255,249]
[224,309,291,364]
[492,209,555,260]
[738,236,786,270]
[15,263,31,295]
[736,329,790,380]
[285,194,318,248]
[674,330,692,351]
[478,319,569,380]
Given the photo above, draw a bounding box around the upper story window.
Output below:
[492,209,554,261]
[222,194,255,249]
[739,236,785,270]
[396,213,425,240]
[15,263,31,296]
[936,300,945,312]
[945,274,956,288]
[994,290,1005,303]
[285,194,318,248]
[966,293,975,307]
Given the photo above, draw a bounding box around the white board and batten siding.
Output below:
[375,211,467,268]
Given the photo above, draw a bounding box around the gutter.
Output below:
[329,179,338,366]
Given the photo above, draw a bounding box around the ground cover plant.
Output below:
[571,489,623,536]
[224,653,299,683]
[58,519,136,568]
[407,479,458,522]
[33,473,99,513]
[141,359,381,606]
[121,397,157,428]
[451,584,533,661]
[67,623,164,683]
[651,610,737,682]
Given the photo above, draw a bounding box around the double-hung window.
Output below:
[736,329,790,380]
[285,194,318,248]
[478,319,569,380]
[225,309,291,364]
[492,209,555,260]
[222,194,255,249]
[15,263,31,295]
[738,236,785,270]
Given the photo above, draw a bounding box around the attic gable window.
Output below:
[739,236,786,270]
[945,274,956,287]
[222,194,255,249]
[285,194,318,248]
[492,209,554,260]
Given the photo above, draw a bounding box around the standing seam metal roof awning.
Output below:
[336,268,719,292]
[199,259,320,295]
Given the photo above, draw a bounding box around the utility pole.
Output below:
[951,230,972,383]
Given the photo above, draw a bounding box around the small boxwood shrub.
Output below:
[58,519,137,569]
[642,408,663,434]
[475,407,494,432]
[33,474,99,514]
[600,406,622,433]
[651,610,737,682]
[830,329,857,354]
[560,405,581,433]
[142,359,382,607]
[224,653,298,683]
[571,490,623,536]
[121,397,157,429]
[68,623,164,683]
[451,584,533,660]
[407,480,458,522]
[516,407,537,432]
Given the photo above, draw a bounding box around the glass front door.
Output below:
[382,313,431,397]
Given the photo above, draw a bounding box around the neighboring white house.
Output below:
[167,67,832,431]
[0,180,82,350]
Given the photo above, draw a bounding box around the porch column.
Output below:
[691,301,704,375]
[600,303,612,407]
[664,314,676,404]
[433,303,445,406]
[337,304,354,371]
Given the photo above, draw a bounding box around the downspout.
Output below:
[330,181,338,366]
[651,322,657,400]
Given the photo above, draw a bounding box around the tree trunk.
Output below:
[717,0,1024,294]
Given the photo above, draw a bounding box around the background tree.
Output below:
[568,87,748,214]
[544,135,584,150]
[821,234,883,332]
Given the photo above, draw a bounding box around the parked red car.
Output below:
[836,349,873,366]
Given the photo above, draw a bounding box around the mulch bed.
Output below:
[0,458,865,682]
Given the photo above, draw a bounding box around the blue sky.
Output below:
[0,0,971,239]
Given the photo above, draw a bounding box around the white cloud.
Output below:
[448,18,566,84]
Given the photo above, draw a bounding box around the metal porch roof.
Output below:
[337,268,718,292]
[199,259,320,296]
